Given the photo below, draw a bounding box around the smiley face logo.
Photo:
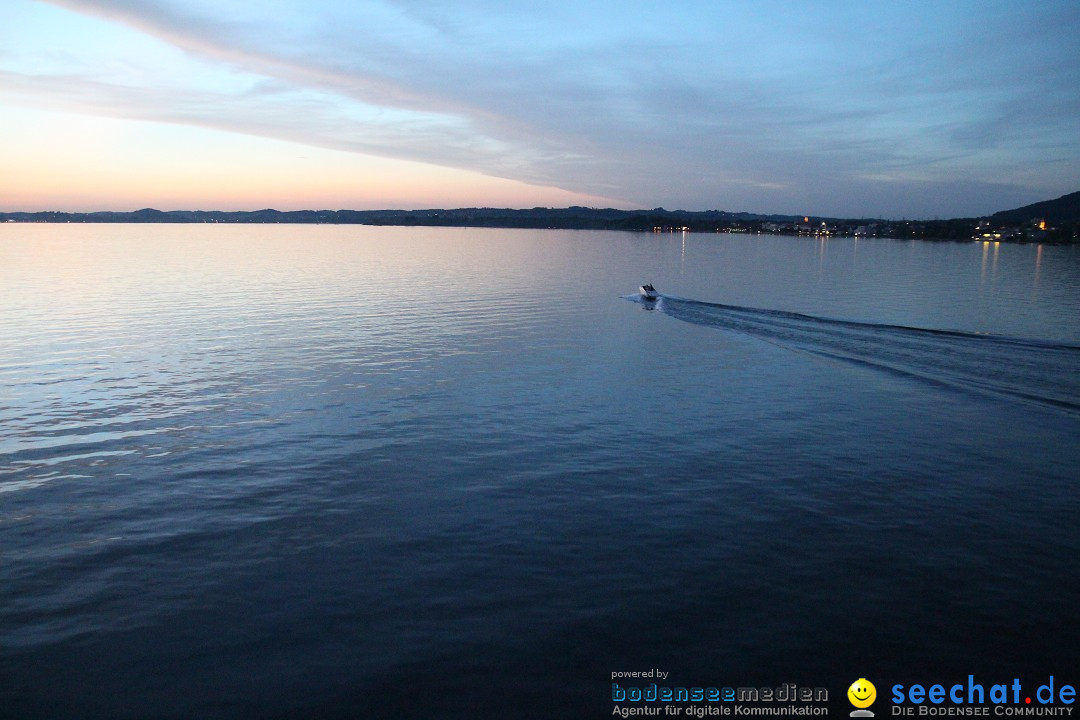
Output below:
[848,678,877,709]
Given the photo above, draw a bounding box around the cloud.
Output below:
[10,0,1080,216]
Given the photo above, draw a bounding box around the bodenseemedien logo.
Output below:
[849,678,877,717]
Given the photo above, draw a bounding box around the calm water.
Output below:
[2,225,1078,719]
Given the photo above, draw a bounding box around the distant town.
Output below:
[657,215,1072,244]
[3,191,1077,243]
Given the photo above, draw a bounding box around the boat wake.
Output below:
[629,294,1080,415]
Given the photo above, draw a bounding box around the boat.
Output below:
[639,283,659,301]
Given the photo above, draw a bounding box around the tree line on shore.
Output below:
[3,192,1077,243]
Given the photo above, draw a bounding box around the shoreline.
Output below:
[2,207,1076,244]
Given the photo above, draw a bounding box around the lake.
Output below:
[2,225,1078,719]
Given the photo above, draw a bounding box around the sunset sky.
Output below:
[2,0,1078,217]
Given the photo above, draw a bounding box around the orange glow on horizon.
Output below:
[2,160,609,212]
[0,106,623,212]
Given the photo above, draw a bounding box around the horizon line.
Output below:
[0,205,1000,223]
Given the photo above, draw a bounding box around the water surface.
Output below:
[2,225,1078,719]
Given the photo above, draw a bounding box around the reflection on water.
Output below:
[981,240,990,286]
[1034,243,1043,291]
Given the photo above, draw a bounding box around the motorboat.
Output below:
[639,283,659,301]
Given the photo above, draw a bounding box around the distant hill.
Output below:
[1,200,1076,242]
[0,206,802,230]
[992,190,1080,223]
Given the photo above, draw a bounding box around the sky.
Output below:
[1,0,1078,218]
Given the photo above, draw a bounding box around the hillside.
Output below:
[991,190,1080,223]
[1,194,1077,242]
